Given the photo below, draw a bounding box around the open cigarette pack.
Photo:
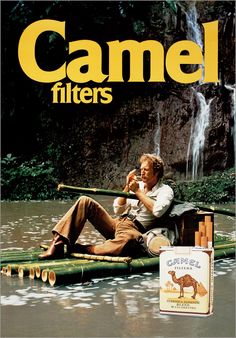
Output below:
[159,214,214,316]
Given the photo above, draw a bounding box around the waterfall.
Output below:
[186,108,194,178]
[225,84,236,158]
[186,91,213,180]
[185,2,204,82]
[185,4,203,49]
[153,110,161,156]
[185,2,210,180]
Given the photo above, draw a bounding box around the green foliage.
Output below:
[1,154,61,200]
[1,153,235,203]
[172,168,235,203]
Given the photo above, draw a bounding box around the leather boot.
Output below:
[39,233,65,260]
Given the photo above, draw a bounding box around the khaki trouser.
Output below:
[52,196,143,256]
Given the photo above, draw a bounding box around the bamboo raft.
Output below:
[1,234,235,287]
[1,185,235,286]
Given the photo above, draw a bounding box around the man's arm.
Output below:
[128,180,154,213]
[129,179,174,217]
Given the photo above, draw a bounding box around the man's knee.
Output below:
[77,195,94,205]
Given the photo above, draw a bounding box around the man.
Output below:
[39,153,174,259]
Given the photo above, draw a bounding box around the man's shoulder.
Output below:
[158,182,174,194]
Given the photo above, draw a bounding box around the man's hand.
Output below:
[126,169,137,186]
[128,179,140,193]
[117,169,137,206]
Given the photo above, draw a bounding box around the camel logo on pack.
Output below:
[168,271,207,299]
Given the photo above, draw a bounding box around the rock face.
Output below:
[40,1,234,188]
[61,0,235,188]
[2,1,235,188]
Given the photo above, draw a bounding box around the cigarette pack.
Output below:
[159,246,214,316]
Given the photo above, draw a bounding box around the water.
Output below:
[225,84,236,157]
[186,91,213,180]
[1,198,235,337]
[184,2,211,180]
[185,2,203,49]
[153,108,161,156]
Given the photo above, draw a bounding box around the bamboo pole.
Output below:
[47,246,235,286]
[57,184,235,217]
[214,247,235,259]
[214,243,236,250]
[34,259,91,278]
[70,252,132,263]
[6,258,80,277]
[57,184,138,199]
[0,248,43,258]
[48,256,160,286]
[1,267,7,275]
[41,269,50,282]
[40,244,132,263]
[0,250,44,268]
[18,266,30,278]
[29,267,35,279]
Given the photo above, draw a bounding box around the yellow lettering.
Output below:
[18,19,218,86]
[18,19,66,83]
[108,40,165,82]
[166,41,202,83]
[203,20,219,83]
[67,40,107,83]
[100,88,113,104]
[80,87,93,103]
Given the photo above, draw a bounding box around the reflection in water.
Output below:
[1,200,236,338]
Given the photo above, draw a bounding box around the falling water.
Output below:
[185,2,210,179]
[186,91,213,180]
[186,106,194,179]
[153,110,161,156]
[225,84,236,158]
[185,2,204,81]
[185,4,203,49]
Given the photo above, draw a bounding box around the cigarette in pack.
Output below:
[195,217,213,248]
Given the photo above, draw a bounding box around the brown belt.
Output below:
[120,213,146,234]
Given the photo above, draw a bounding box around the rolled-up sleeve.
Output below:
[113,197,130,215]
[113,196,138,215]
[152,185,174,218]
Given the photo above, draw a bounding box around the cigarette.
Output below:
[195,231,201,246]
[204,216,212,223]
[200,236,208,248]
[199,223,206,236]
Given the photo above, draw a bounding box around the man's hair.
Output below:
[139,153,164,179]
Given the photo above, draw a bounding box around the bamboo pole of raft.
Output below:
[29,267,36,279]
[6,258,77,277]
[70,253,132,263]
[214,243,236,250]
[41,269,50,282]
[6,259,48,276]
[0,250,45,268]
[33,259,94,278]
[47,247,235,287]
[39,244,132,263]
[48,257,160,286]
[39,255,132,283]
[1,267,7,275]
[0,248,44,259]
[4,254,132,279]
[57,184,236,217]
[214,247,235,259]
